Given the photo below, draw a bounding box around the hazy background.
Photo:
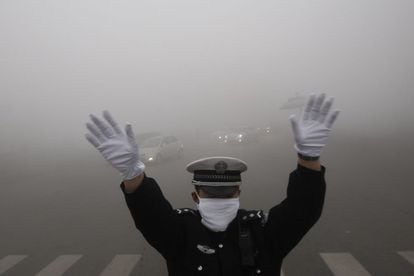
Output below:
[1,0,414,275]
[1,0,413,142]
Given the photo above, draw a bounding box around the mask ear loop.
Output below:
[194,190,201,209]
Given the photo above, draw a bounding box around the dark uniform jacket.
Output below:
[120,164,326,276]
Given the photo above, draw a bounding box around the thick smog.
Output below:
[0,1,413,275]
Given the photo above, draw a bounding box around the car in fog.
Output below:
[211,130,228,143]
[212,126,261,144]
[139,135,184,164]
[257,126,272,135]
[136,131,162,144]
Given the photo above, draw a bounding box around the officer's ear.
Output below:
[191,191,199,204]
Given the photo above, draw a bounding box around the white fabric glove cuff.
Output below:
[121,160,146,180]
[294,144,323,157]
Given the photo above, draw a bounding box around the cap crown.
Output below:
[186,157,247,187]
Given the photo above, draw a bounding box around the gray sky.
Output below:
[1,0,413,153]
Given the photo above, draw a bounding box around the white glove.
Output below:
[85,110,145,180]
[289,93,340,157]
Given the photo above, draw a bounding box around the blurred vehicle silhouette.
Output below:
[210,130,228,143]
[140,135,184,164]
[211,126,261,144]
[136,131,162,144]
[257,126,272,135]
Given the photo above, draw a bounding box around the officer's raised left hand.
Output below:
[289,93,340,158]
[85,110,145,180]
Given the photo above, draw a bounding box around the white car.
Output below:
[139,135,184,164]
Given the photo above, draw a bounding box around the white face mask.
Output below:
[196,197,240,232]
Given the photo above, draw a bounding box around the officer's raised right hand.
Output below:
[85,110,145,180]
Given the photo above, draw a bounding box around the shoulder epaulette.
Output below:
[175,208,197,216]
[240,210,267,225]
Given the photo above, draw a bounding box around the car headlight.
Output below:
[238,134,243,138]
[148,157,154,161]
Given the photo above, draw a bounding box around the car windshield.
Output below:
[141,137,162,148]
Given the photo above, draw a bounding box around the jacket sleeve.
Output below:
[264,164,326,258]
[120,174,184,259]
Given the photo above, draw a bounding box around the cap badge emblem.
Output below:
[197,244,216,254]
[214,161,228,174]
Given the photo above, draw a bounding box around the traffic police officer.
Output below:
[85,93,340,275]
